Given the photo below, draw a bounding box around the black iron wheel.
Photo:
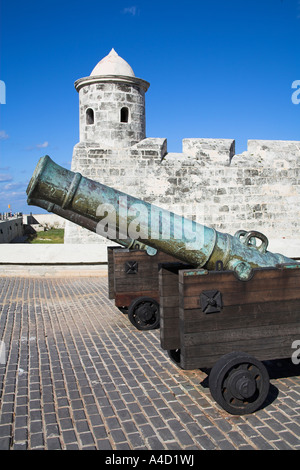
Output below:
[128,297,160,330]
[209,351,270,415]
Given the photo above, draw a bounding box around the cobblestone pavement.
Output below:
[0,274,299,450]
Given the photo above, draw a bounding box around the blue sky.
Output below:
[0,0,299,214]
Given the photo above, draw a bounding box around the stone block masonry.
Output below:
[23,213,65,229]
[0,217,23,243]
[78,83,146,148]
[64,137,300,257]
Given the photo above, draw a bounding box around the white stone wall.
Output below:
[0,217,24,243]
[23,213,65,228]
[64,137,300,257]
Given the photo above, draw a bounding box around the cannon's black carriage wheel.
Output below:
[209,351,270,415]
[128,297,160,331]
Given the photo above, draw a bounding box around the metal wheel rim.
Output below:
[129,298,160,330]
[221,362,264,409]
[209,352,270,415]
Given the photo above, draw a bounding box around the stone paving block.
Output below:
[0,275,299,450]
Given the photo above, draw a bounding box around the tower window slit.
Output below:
[120,107,129,123]
[86,108,94,125]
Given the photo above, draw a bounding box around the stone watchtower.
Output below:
[75,48,149,148]
[64,49,150,244]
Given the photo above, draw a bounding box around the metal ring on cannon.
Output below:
[243,231,269,254]
[234,229,256,247]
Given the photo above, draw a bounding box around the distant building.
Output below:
[0,216,23,243]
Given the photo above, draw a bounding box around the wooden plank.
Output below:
[160,305,180,319]
[178,265,300,285]
[179,299,300,333]
[179,267,300,309]
[160,324,180,337]
[180,342,298,369]
[114,265,161,276]
[183,322,300,347]
[113,250,178,264]
[161,336,181,351]
[114,276,159,292]
[180,274,300,299]
[180,288,300,310]
[158,276,181,296]
[113,257,182,278]
[181,334,300,368]
[159,285,179,297]
[160,295,180,308]
[159,265,182,351]
[107,246,124,299]
[115,290,159,307]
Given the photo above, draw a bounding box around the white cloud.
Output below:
[0,181,28,211]
[123,6,137,16]
[0,189,27,203]
[26,141,50,151]
[0,173,12,183]
[0,130,9,140]
[36,141,49,148]
[2,182,25,191]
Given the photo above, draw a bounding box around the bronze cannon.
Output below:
[26,155,296,280]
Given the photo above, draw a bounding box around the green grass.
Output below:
[28,228,64,244]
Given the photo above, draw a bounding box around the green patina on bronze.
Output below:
[26,155,298,281]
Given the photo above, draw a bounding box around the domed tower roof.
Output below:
[91,48,135,77]
[75,49,149,92]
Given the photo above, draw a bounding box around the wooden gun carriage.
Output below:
[159,262,300,415]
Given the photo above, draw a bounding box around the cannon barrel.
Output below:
[27,197,154,253]
[26,155,297,280]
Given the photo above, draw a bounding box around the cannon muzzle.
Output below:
[26,155,297,280]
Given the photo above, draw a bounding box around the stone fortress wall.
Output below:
[65,137,300,252]
[0,217,23,243]
[64,50,300,257]
[23,213,65,230]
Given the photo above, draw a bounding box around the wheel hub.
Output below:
[227,370,256,400]
[137,305,154,322]
[128,297,160,331]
